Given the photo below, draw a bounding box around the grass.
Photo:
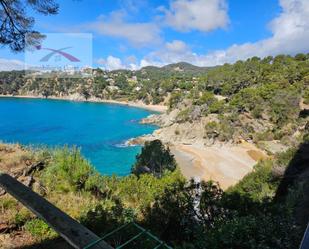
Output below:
[13,207,33,227]
[24,219,57,240]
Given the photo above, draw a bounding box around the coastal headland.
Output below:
[0,94,268,189]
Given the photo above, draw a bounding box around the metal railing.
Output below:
[0,171,172,249]
[83,222,173,249]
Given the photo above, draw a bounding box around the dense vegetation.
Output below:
[1,132,308,248]
[132,140,177,177]
[0,62,210,103]
[164,55,308,152]
[0,54,308,248]
[0,54,307,104]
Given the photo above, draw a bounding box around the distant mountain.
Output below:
[140,62,213,76]
[163,62,204,70]
[140,65,161,71]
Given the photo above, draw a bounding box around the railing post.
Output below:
[0,172,113,249]
[300,223,309,249]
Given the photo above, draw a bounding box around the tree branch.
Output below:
[0,0,23,34]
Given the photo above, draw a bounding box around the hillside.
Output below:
[0,61,212,104]
[161,62,213,74]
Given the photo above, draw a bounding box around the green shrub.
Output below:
[276,147,297,166]
[209,99,225,113]
[14,208,32,227]
[227,160,276,202]
[132,140,177,177]
[194,91,215,105]
[25,219,57,239]
[269,89,300,126]
[303,88,309,104]
[41,146,94,192]
[169,92,182,109]
[205,213,301,249]
[205,121,220,139]
[176,108,191,122]
[193,91,225,114]
[0,196,17,209]
[116,170,184,211]
[253,130,274,142]
[80,200,126,235]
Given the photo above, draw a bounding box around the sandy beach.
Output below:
[0,95,167,113]
[171,142,267,190]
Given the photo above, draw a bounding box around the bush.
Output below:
[205,117,235,142]
[41,146,94,192]
[169,92,182,109]
[0,196,17,209]
[14,208,32,227]
[227,160,276,203]
[205,213,301,249]
[194,91,215,105]
[132,140,177,177]
[80,199,126,235]
[209,99,225,113]
[269,89,300,126]
[302,88,309,104]
[25,219,57,239]
[253,130,274,142]
[176,108,191,122]
[205,121,220,139]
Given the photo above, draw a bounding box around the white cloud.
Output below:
[86,11,161,47]
[124,56,139,70]
[162,0,229,32]
[140,0,309,67]
[0,58,25,71]
[141,40,195,66]
[165,40,188,53]
[193,0,309,66]
[96,41,193,70]
[119,0,148,13]
[97,56,124,71]
[95,0,309,70]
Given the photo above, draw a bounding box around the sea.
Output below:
[0,97,157,176]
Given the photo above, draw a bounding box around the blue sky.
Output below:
[0,0,308,70]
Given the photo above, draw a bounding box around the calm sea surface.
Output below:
[0,97,157,176]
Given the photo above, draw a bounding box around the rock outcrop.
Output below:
[0,144,46,196]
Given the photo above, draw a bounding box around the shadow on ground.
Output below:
[19,237,73,249]
[275,137,309,230]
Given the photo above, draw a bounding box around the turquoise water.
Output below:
[0,97,157,176]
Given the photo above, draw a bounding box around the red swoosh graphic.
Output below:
[37,47,80,62]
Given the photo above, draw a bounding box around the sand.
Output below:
[171,142,267,190]
[0,95,167,113]
[99,99,167,112]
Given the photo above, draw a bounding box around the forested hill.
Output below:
[0,54,307,105]
[0,60,214,103]
[114,61,212,75]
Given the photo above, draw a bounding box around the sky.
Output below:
[0,0,309,71]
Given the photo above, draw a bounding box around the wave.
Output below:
[114,139,138,148]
